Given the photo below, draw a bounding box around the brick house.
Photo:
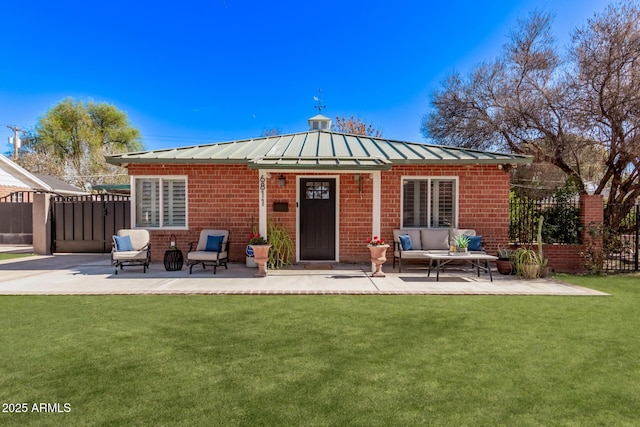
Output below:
[107,115,532,264]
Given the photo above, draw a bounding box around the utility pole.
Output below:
[7,125,23,161]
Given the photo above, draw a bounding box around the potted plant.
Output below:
[249,233,270,277]
[513,247,541,279]
[267,221,294,269]
[496,246,514,275]
[453,234,470,253]
[367,236,389,277]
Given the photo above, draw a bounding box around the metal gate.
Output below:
[0,191,33,244]
[51,194,130,253]
[603,204,639,272]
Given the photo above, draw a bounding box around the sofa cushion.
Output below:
[421,229,450,250]
[398,234,413,251]
[450,228,476,241]
[467,235,483,251]
[393,229,422,250]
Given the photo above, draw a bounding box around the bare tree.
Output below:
[332,116,383,137]
[422,2,640,227]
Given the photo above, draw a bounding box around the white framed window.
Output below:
[401,177,458,228]
[132,176,187,229]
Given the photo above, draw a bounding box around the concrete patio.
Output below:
[0,252,608,296]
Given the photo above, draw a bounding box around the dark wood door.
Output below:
[300,178,336,260]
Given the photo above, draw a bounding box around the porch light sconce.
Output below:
[278,174,286,188]
[354,174,363,194]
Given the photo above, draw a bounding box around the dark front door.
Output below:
[300,178,336,260]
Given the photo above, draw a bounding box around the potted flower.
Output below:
[496,246,514,275]
[367,236,389,277]
[249,233,271,277]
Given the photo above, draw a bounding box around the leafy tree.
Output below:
[422,2,640,228]
[332,116,383,137]
[21,98,142,190]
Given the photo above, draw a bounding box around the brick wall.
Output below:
[129,164,259,262]
[380,164,511,258]
[128,163,512,264]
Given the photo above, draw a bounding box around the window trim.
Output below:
[400,176,459,229]
[131,175,188,230]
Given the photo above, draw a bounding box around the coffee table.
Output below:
[424,252,498,281]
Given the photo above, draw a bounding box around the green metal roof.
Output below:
[106,130,533,169]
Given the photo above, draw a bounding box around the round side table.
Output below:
[164,249,184,271]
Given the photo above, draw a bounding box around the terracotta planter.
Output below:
[368,245,389,277]
[250,244,271,277]
[496,259,513,275]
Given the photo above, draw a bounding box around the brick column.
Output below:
[580,194,604,269]
[580,194,604,239]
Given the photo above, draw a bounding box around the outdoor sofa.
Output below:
[392,228,485,272]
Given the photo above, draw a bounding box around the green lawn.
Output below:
[0,253,34,261]
[1,275,639,426]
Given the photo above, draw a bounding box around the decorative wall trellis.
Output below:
[602,204,639,272]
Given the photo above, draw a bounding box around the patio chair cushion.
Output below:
[187,250,228,262]
[112,250,148,261]
[195,230,229,252]
[117,229,150,251]
[113,235,133,251]
[205,235,224,252]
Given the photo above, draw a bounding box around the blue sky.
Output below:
[1,0,607,153]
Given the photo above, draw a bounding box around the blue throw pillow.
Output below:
[205,235,224,252]
[398,234,413,251]
[466,235,483,251]
[114,235,133,251]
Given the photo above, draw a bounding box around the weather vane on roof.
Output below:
[313,89,326,113]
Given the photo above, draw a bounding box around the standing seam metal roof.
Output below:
[106,130,533,168]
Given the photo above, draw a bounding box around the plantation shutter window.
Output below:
[163,180,186,227]
[133,176,187,229]
[135,178,159,227]
[401,178,457,228]
[430,180,455,227]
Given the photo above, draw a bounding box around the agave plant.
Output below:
[453,234,470,249]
